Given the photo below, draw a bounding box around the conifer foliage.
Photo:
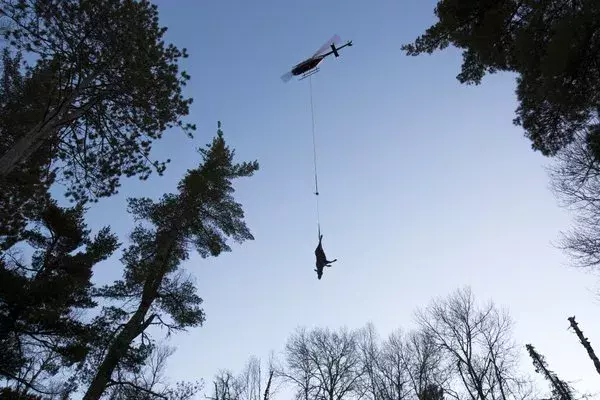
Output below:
[403,1,600,157]
[82,126,258,400]
[0,0,195,202]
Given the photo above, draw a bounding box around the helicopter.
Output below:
[281,34,352,83]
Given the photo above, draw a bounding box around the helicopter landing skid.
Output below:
[299,68,320,81]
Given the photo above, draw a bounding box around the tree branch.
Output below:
[108,378,168,399]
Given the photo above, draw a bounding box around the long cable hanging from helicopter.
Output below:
[309,74,321,238]
[281,34,352,280]
[281,34,353,238]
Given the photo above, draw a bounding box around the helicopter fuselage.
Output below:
[283,40,352,82]
[291,56,325,76]
[291,41,352,77]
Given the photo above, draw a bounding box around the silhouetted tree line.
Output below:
[207,288,599,400]
[402,5,600,396]
[0,116,252,399]
[0,0,257,398]
[0,0,599,398]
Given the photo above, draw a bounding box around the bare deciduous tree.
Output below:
[236,356,277,400]
[238,357,262,400]
[282,327,363,400]
[209,290,563,400]
[208,370,243,400]
[209,356,277,400]
[392,330,449,400]
[277,328,316,400]
[547,131,600,270]
[377,329,412,400]
[416,287,534,400]
[104,344,203,400]
[357,323,387,400]
[355,324,451,400]
[0,342,76,399]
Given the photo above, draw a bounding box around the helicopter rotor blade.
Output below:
[312,34,341,57]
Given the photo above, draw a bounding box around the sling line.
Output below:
[309,75,321,239]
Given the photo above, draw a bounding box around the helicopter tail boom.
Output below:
[322,41,353,59]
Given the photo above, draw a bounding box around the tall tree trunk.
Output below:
[82,275,161,400]
[0,76,92,176]
[0,119,53,176]
[83,235,182,400]
[263,370,273,400]
[567,316,600,376]
[83,223,181,400]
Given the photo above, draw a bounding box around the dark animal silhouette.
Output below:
[314,234,337,279]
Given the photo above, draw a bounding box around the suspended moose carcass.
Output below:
[281,34,353,83]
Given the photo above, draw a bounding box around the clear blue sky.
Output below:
[80,0,600,396]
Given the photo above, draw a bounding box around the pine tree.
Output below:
[403,1,600,157]
[81,124,258,400]
[526,344,574,400]
[0,0,195,203]
[567,317,600,377]
[0,200,118,396]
